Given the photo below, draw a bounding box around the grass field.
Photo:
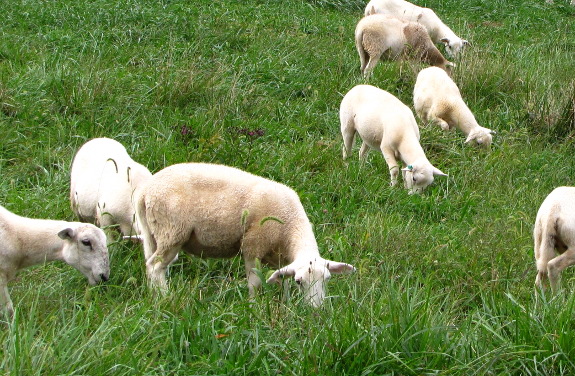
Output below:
[1,0,575,374]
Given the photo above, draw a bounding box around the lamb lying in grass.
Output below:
[364,0,469,57]
[135,162,355,307]
[340,84,447,194]
[534,186,575,294]
[355,14,455,77]
[413,67,495,148]
[70,138,152,240]
[0,205,109,318]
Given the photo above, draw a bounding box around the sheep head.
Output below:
[267,258,355,307]
[402,161,448,194]
[465,127,495,148]
[441,37,470,57]
[58,224,110,285]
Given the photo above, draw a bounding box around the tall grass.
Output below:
[1,0,574,374]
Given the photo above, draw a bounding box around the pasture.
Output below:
[0,0,574,374]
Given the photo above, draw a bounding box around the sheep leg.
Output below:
[243,257,262,297]
[359,142,370,160]
[145,244,180,293]
[381,147,399,186]
[341,129,355,160]
[547,248,575,294]
[0,274,14,319]
[363,55,381,77]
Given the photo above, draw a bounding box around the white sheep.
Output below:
[355,14,455,77]
[70,138,152,240]
[413,67,495,147]
[340,84,447,194]
[364,0,469,57]
[534,186,575,294]
[135,162,355,307]
[0,204,109,318]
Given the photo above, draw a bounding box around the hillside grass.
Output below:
[1,0,575,374]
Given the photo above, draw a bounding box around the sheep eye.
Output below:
[295,279,302,285]
[81,239,92,247]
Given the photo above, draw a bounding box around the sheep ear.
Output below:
[489,129,497,135]
[58,228,75,240]
[464,132,476,144]
[463,39,471,46]
[326,261,356,274]
[266,267,296,284]
[368,5,375,15]
[440,37,450,46]
[433,167,448,177]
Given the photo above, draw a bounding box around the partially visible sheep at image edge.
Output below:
[70,137,152,240]
[340,84,447,194]
[135,162,356,307]
[534,186,575,294]
[364,0,469,57]
[355,14,455,77]
[413,66,495,148]
[0,205,109,318]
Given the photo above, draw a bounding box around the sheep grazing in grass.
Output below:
[135,162,355,307]
[364,0,469,57]
[534,187,575,294]
[70,138,152,240]
[413,67,495,148]
[340,84,447,194]
[0,205,109,318]
[355,14,455,77]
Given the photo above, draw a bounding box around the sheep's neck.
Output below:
[15,220,67,269]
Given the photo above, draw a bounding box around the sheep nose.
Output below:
[100,273,109,282]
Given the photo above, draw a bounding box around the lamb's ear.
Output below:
[368,5,376,15]
[463,39,471,46]
[489,129,497,135]
[440,37,450,46]
[326,261,356,274]
[267,267,296,284]
[58,228,75,240]
[432,167,448,177]
[464,131,477,144]
[446,61,456,68]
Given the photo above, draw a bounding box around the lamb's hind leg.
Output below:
[0,273,14,319]
[547,248,575,294]
[146,242,180,294]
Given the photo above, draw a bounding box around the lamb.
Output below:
[70,138,152,240]
[413,67,495,147]
[0,204,109,318]
[135,162,355,307]
[355,14,455,77]
[340,84,447,194]
[364,0,469,57]
[534,187,575,294]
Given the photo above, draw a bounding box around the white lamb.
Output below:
[135,162,355,307]
[413,67,495,147]
[0,204,109,318]
[364,0,469,57]
[534,187,575,294]
[355,14,455,77]
[70,138,152,240]
[340,84,447,194]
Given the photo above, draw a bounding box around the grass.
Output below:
[1,0,575,374]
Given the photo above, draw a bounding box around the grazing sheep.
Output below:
[70,138,152,240]
[135,163,355,307]
[364,0,469,57]
[534,187,575,294]
[413,67,495,147]
[340,84,447,194]
[0,205,109,318]
[355,14,455,77]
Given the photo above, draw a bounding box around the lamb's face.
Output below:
[465,128,493,148]
[58,225,110,285]
[442,38,469,58]
[404,165,435,194]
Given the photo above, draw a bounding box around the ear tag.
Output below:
[407,165,413,170]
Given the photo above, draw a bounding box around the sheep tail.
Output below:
[134,189,157,260]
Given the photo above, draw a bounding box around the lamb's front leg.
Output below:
[0,274,14,319]
[243,257,262,297]
[381,147,400,186]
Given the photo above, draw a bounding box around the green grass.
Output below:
[1,0,575,374]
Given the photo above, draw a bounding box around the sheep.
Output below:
[70,138,152,240]
[534,187,575,294]
[355,14,455,77]
[340,84,447,194]
[364,0,469,57]
[135,162,356,307]
[0,204,109,318]
[413,67,495,148]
